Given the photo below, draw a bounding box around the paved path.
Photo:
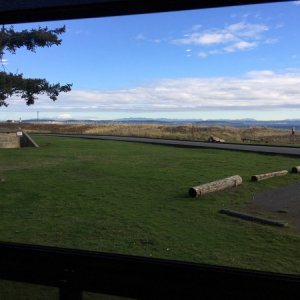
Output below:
[39,133,300,156]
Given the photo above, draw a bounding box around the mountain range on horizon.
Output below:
[17,116,300,122]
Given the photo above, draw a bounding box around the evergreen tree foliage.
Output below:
[0,25,72,107]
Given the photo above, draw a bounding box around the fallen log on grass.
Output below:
[219,209,288,227]
[251,170,288,182]
[207,136,225,143]
[292,166,300,173]
[189,175,242,197]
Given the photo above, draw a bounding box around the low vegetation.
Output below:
[0,135,300,278]
[1,122,300,144]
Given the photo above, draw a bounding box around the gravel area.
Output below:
[251,183,300,233]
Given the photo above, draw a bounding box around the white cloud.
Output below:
[174,32,232,46]
[264,37,278,44]
[293,1,300,5]
[197,52,208,58]
[134,33,165,44]
[6,70,300,114]
[246,70,275,77]
[192,24,202,31]
[135,33,146,40]
[224,41,257,53]
[173,21,271,58]
[275,23,284,29]
[0,58,8,65]
[58,113,72,119]
[226,22,268,38]
[185,49,192,57]
[177,32,234,45]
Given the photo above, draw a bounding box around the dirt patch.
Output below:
[251,183,300,233]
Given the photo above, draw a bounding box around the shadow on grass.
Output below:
[174,192,193,200]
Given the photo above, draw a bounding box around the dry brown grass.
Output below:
[1,122,299,144]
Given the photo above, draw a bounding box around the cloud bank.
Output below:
[173,21,270,58]
[6,70,300,114]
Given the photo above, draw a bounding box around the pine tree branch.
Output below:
[0,72,72,106]
[0,25,72,106]
[0,25,65,58]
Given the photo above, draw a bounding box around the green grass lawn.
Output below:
[1,135,300,276]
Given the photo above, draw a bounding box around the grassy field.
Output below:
[1,135,300,274]
[1,135,300,298]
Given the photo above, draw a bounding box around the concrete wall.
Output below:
[20,131,39,148]
[0,133,20,148]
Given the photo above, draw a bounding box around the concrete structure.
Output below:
[20,131,39,148]
[0,128,38,148]
[0,128,21,148]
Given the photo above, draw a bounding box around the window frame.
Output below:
[0,1,299,299]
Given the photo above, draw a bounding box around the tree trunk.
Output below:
[189,175,242,197]
[251,170,288,182]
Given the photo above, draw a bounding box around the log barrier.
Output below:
[219,209,288,227]
[251,170,288,182]
[189,175,242,197]
[292,166,300,173]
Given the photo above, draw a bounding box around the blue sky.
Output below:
[1,1,300,121]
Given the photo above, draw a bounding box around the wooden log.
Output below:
[219,209,288,227]
[251,170,288,182]
[207,136,225,143]
[292,166,300,173]
[189,175,242,197]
